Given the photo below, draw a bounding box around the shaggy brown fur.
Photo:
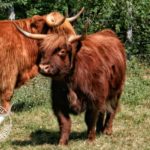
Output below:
[39,29,126,145]
[0,13,76,112]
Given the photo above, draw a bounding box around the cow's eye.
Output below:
[55,48,60,52]
[58,49,66,58]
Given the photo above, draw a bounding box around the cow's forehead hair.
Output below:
[40,33,68,54]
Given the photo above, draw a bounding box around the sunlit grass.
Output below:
[0,58,150,150]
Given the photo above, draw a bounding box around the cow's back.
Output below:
[83,30,126,81]
[73,30,126,104]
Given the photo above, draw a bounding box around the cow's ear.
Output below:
[31,15,46,33]
[71,37,82,53]
[76,40,82,52]
[69,40,82,69]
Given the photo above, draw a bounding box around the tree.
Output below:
[0,0,149,57]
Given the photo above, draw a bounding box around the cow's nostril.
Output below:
[45,65,49,70]
[39,64,49,72]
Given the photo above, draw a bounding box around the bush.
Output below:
[0,0,149,58]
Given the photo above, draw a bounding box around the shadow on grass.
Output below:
[12,102,31,112]
[11,101,45,112]
[11,129,87,146]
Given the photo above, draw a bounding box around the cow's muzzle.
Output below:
[39,64,50,74]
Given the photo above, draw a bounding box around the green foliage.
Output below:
[122,57,150,105]
[0,0,149,56]
[0,0,13,9]
[12,75,51,111]
[0,0,13,19]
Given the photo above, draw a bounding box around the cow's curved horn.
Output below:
[13,22,47,40]
[45,14,65,27]
[68,35,82,43]
[67,7,84,22]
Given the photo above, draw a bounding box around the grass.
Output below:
[0,57,150,150]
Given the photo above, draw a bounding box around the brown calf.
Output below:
[39,29,126,145]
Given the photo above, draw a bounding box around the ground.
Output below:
[0,58,150,150]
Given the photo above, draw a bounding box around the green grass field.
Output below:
[0,58,150,150]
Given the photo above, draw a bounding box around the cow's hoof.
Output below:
[103,128,112,135]
[59,140,68,145]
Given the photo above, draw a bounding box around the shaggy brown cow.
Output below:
[0,8,84,112]
[38,29,126,145]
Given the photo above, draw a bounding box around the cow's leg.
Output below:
[103,112,115,135]
[0,72,17,112]
[56,112,71,145]
[67,88,81,113]
[0,88,14,113]
[0,76,16,112]
[96,112,105,134]
[85,107,99,141]
[67,88,78,108]
[51,80,71,145]
[103,96,120,135]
